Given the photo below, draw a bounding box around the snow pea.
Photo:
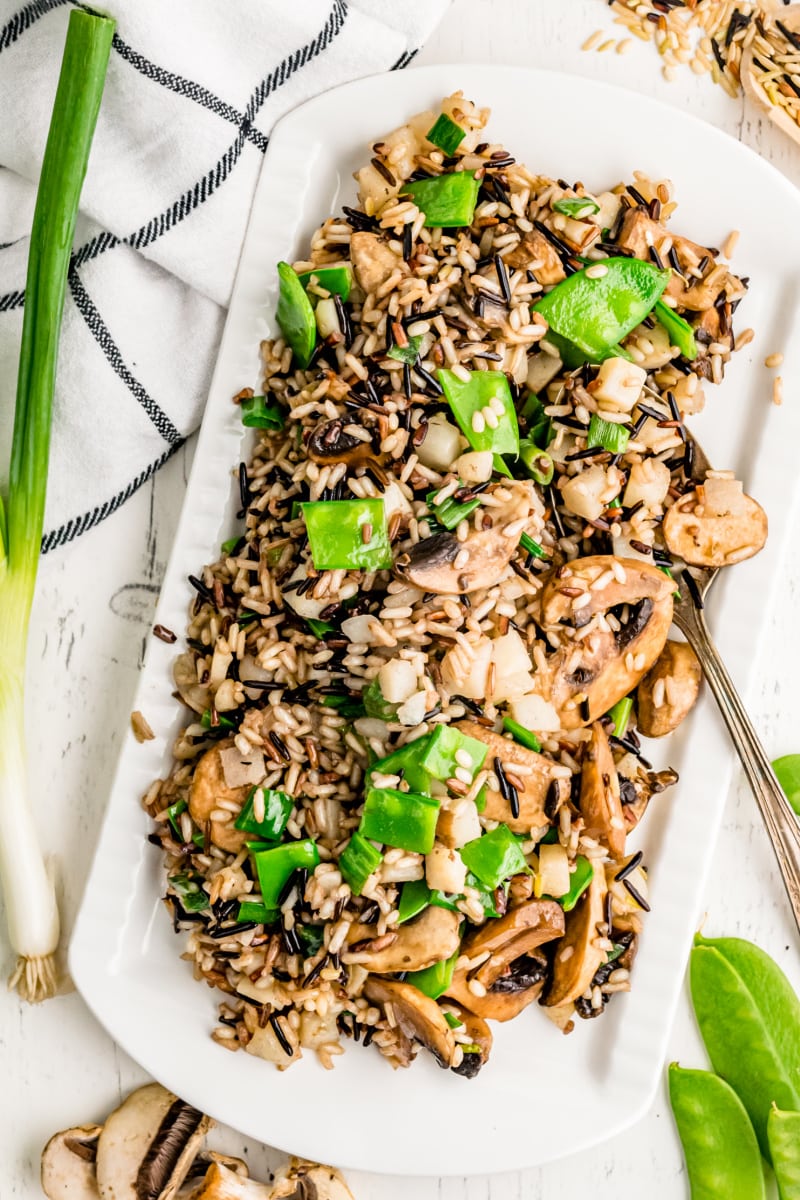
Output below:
[532,257,670,363]
[518,438,554,486]
[401,171,480,227]
[552,196,600,218]
[668,1065,766,1200]
[654,298,697,360]
[417,723,487,782]
[690,937,800,1160]
[302,497,392,571]
[426,112,465,155]
[460,824,528,889]
[339,831,383,896]
[438,368,519,458]
[407,948,459,999]
[297,263,353,301]
[772,754,800,816]
[360,787,440,854]
[768,1106,800,1199]
[276,261,316,367]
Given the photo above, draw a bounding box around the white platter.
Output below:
[70,65,800,1177]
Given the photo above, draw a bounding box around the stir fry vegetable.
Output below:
[297,263,353,301]
[0,8,114,1002]
[252,840,320,913]
[438,369,519,458]
[240,394,285,430]
[302,498,392,571]
[276,262,316,367]
[426,112,466,155]
[460,824,528,889]
[654,298,697,361]
[360,787,440,855]
[401,171,481,227]
[234,787,293,840]
[339,831,383,896]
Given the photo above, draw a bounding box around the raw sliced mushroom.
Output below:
[343,905,461,973]
[579,723,625,858]
[270,1159,355,1200]
[446,952,549,1022]
[444,1004,493,1078]
[188,743,249,853]
[544,867,609,1008]
[394,482,533,595]
[637,640,702,737]
[96,1083,211,1200]
[454,721,559,833]
[350,231,405,294]
[663,482,767,567]
[364,977,455,1067]
[458,898,565,989]
[306,418,375,467]
[42,1125,102,1200]
[533,556,673,729]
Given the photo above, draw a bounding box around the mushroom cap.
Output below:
[270,1160,355,1200]
[663,487,767,568]
[544,867,609,1008]
[186,1163,270,1200]
[41,1125,102,1200]
[343,905,461,973]
[306,418,375,468]
[637,639,702,738]
[188,744,249,853]
[96,1083,211,1200]
[444,1004,493,1078]
[579,723,625,858]
[364,977,456,1067]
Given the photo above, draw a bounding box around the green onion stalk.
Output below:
[0,10,114,1001]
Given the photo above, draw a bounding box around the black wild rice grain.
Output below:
[622,878,651,912]
[188,575,217,609]
[342,205,376,231]
[269,730,292,762]
[269,1013,295,1056]
[494,253,512,305]
[208,921,257,939]
[649,245,665,270]
[615,850,644,881]
[627,184,649,209]
[370,157,396,186]
[403,222,413,261]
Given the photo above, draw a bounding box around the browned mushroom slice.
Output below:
[579,723,625,858]
[188,742,249,853]
[663,482,767,568]
[364,977,455,1067]
[540,555,672,626]
[544,867,608,1008]
[504,229,566,284]
[637,640,702,738]
[460,898,565,989]
[306,418,374,467]
[446,952,549,1022]
[444,1003,493,1078]
[350,231,405,294]
[343,906,461,973]
[395,482,533,595]
[454,720,559,832]
[619,763,678,834]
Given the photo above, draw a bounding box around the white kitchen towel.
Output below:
[0,0,449,552]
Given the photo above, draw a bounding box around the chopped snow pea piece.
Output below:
[401,171,480,227]
[387,333,422,365]
[532,257,670,363]
[772,754,800,816]
[234,787,293,841]
[519,392,553,447]
[418,723,488,781]
[654,298,697,360]
[607,696,634,738]
[587,414,630,454]
[169,873,209,912]
[426,485,480,530]
[360,787,440,855]
[552,196,600,218]
[439,369,519,458]
[251,840,320,911]
[398,878,431,924]
[460,824,528,889]
[240,394,284,430]
[502,717,541,753]
[302,498,392,571]
[559,856,594,912]
[339,831,383,895]
[426,112,466,155]
[366,739,432,794]
[297,263,353,301]
[519,439,554,486]
[362,677,399,722]
[166,801,204,847]
[276,261,316,368]
[407,948,460,999]
[237,899,275,924]
[519,532,548,559]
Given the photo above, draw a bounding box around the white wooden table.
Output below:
[5,2,800,1195]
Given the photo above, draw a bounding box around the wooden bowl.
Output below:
[740,5,800,145]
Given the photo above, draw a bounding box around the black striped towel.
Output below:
[0,0,448,552]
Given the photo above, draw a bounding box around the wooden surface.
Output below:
[5,1,800,1195]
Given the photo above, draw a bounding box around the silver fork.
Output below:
[670,434,800,931]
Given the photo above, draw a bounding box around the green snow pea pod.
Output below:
[772,754,800,816]
[401,171,480,227]
[690,937,800,1160]
[276,261,316,367]
[768,1106,800,1199]
[668,1065,766,1200]
[532,257,670,363]
[654,298,697,360]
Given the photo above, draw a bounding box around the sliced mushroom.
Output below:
[96,1083,211,1200]
[394,482,533,595]
[445,1003,493,1078]
[364,977,455,1067]
[270,1159,355,1200]
[173,652,210,715]
[42,1125,102,1200]
[186,1163,270,1200]
[618,761,679,834]
[343,905,461,973]
[454,721,559,832]
[350,231,405,294]
[544,867,608,1008]
[460,898,565,989]
[534,556,673,729]
[579,723,625,857]
[662,484,767,567]
[504,229,566,284]
[306,418,374,467]
[446,952,549,1022]
[188,743,248,853]
[637,640,702,737]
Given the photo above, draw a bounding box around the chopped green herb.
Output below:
[362,677,399,722]
[552,196,600,218]
[296,923,326,957]
[387,334,422,365]
[426,112,466,155]
[502,717,541,753]
[306,618,335,640]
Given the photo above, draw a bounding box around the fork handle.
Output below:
[674,605,800,933]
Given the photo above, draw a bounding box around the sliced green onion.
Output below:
[200,708,237,732]
[276,261,316,368]
[426,112,466,155]
[587,414,631,454]
[438,369,519,458]
[240,394,285,430]
[360,787,440,854]
[297,263,353,301]
[388,334,422,365]
[407,949,459,1000]
[320,691,365,719]
[519,532,549,559]
[519,439,554,486]
[502,717,541,753]
[234,787,293,841]
[607,697,634,739]
[362,677,399,722]
[306,618,335,640]
[221,536,242,555]
[165,800,204,847]
[251,840,320,911]
[654,298,697,360]
[401,171,480,228]
[339,831,383,895]
[559,856,594,912]
[443,1010,464,1029]
[170,873,209,912]
[296,923,325,957]
[658,563,682,601]
[237,899,276,924]
[426,485,479,531]
[552,196,600,218]
[460,824,529,889]
[772,755,800,817]
[417,723,487,781]
[302,498,392,571]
